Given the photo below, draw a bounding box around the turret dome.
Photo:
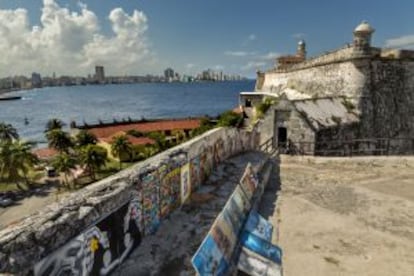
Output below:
[354,21,375,33]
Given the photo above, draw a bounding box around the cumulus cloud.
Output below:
[224,51,256,57]
[0,0,154,77]
[385,34,414,49]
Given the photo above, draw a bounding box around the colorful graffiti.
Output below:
[140,170,160,235]
[159,167,181,218]
[181,163,191,204]
[34,200,142,276]
[32,129,258,275]
[190,156,201,191]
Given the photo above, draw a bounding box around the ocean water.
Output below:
[0,81,255,145]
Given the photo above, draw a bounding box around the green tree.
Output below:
[147,131,168,151]
[110,135,133,170]
[52,153,77,189]
[217,111,243,127]
[75,130,97,147]
[79,144,108,181]
[45,118,65,133]
[46,129,73,153]
[0,122,19,142]
[0,140,38,190]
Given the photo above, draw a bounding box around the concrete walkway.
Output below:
[111,151,268,276]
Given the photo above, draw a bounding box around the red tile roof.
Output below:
[100,134,155,146]
[33,148,58,160]
[88,119,200,139]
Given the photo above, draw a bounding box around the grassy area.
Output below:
[73,159,136,188]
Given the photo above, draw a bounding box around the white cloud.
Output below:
[213,64,224,71]
[292,33,306,39]
[385,34,414,49]
[224,51,256,57]
[241,61,266,71]
[248,34,256,41]
[0,0,154,77]
[260,52,281,60]
[185,63,195,69]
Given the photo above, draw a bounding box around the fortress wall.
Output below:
[260,60,368,99]
[359,59,414,142]
[0,127,259,275]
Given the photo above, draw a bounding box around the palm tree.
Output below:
[75,130,97,147]
[79,144,108,181]
[46,129,73,153]
[110,135,133,170]
[52,153,77,189]
[0,122,19,142]
[45,118,65,133]
[0,140,38,190]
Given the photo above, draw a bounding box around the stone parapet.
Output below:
[0,127,260,274]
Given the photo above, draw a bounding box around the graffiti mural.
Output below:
[140,170,160,235]
[213,138,225,166]
[159,167,181,218]
[181,163,191,204]
[190,156,201,191]
[34,200,142,276]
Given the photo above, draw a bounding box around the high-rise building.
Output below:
[164,68,175,81]
[95,66,105,83]
[31,72,42,88]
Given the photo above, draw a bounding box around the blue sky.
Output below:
[0,0,413,78]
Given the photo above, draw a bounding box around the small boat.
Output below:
[0,96,22,101]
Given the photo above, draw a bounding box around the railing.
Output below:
[259,137,276,155]
[281,137,414,156]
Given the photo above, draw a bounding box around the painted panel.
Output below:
[192,235,229,276]
[180,163,191,204]
[237,247,282,276]
[239,164,258,201]
[141,170,160,235]
[210,214,237,263]
[240,230,282,265]
[34,199,142,276]
[231,185,251,217]
[244,211,273,241]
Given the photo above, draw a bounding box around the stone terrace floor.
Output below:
[111,151,269,276]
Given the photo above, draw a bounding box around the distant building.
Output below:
[95,66,105,83]
[164,68,175,81]
[31,72,42,88]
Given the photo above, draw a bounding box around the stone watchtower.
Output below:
[297,39,306,59]
[353,21,375,56]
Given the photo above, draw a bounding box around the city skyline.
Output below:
[0,0,413,78]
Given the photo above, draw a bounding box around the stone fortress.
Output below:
[247,21,414,155]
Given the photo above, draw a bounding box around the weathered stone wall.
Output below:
[0,127,259,275]
[358,59,414,149]
[259,60,368,99]
[258,54,414,151]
